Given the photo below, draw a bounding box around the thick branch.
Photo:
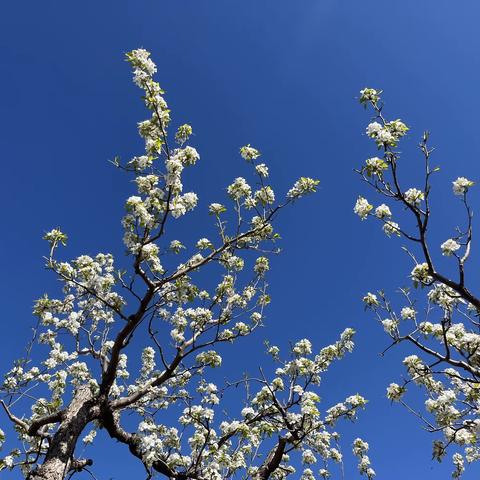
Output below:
[100,405,176,478]
[253,437,287,480]
[28,410,64,437]
[405,334,479,377]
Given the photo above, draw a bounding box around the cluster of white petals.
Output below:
[441,238,461,256]
[404,187,424,206]
[354,196,372,220]
[452,177,474,196]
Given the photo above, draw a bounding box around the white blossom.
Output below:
[366,122,382,137]
[227,177,251,200]
[82,430,97,445]
[365,157,388,177]
[411,262,432,285]
[404,188,424,206]
[375,204,391,219]
[287,177,319,199]
[209,203,226,215]
[255,163,269,177]
[386,383,405,401]
[441,238,460,256]
[400,307,416,320]
[382,221,400,237]
[362,292,379,307]
[354,196,373,220]
[240,144,260,161]
[255,186,275,205]
[453,177,474,195]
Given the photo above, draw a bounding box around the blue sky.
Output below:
[2,1,480,478]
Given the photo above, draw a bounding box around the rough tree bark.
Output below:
[27,386,93,480]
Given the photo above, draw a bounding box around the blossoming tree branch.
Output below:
[356,88,479,478]
[0,49,374,480]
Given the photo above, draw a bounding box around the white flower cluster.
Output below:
[400,306,416,320]
[82,429,97,445]
[366,119,408,147]
[359,87,381,105]
[428,283,462,311]
[452,177,474,196]
[382,221,400,237]
[208,203,226,215]
[365,157,388,177]
[227,177,252,200]
[255,163,269,177]
[287,177,320,199]
[354,196,373,220]
[381,318,398,336]
[374,204,391,219]
[441,238,460,256]
[410,262,432,285]
[352,438,376,479]
[43,228,68,247]
[175,124,193,145]
[404,187,424,206]
[386,383,405,401]
[121,49,207,264]
[240,144,260,161]
[363,292,379,307]
[255,186,275,205]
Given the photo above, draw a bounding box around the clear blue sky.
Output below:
[1,1,480,478]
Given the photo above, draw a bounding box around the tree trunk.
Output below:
[28,386,93,480]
